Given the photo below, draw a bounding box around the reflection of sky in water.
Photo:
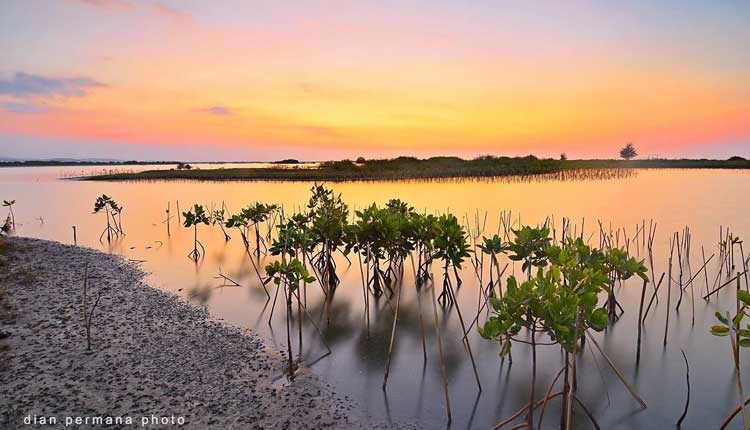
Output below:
[2,168,750,429]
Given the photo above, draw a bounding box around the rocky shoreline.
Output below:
[0,237,411,429]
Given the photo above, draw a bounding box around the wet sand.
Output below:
[0,237,414,429]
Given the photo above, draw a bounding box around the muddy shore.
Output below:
[0,237,414,429]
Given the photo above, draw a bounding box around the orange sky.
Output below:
[1,1,748,160]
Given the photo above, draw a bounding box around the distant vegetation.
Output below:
[85,155,750,182]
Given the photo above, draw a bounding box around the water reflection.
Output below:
[2,167,750,429]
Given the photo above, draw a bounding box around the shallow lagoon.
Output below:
[2,166,750,429]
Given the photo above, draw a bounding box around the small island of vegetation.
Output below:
[84,154,750,182]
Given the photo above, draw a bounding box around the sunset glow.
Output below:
[1,0,748,160]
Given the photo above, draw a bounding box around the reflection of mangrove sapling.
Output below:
[2,200,15,230]
[92,194,122,242]
[182,204,210,261]
[265,257,315,380]
[434,214,471,306]
[710,289,750,429]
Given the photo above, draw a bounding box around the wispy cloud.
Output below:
[0,102,50,115]
[69,0,193,23]
[68,0,131,9]
[0,72,105,99]
[150,2,193,23]
[197,105,232,116]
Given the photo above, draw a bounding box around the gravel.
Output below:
[0,237,417,429]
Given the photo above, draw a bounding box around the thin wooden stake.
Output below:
[586,331,647,409]
[636,278,647,364]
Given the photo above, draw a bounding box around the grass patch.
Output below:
[83,156,750,182]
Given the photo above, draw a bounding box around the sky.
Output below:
[0,0,748,161]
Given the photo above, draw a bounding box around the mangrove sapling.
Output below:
[307,185,347,293]
[92,194,122,243]
[245,202,279,256]
[225,210,271,299]
[345,204,397,297]
[507,224,551,281]
[211,207,231,241]
[410,212,439,286]
[433,214,471,306]
[481,274,544,429]
[603,247,648,322]
[2,200,15,230]
[269,212,320,325]
[482,236,633,429]
[384,199,418,282]
[480,265,610,429]
[465,235,508,337]
[710,289,750,428]
[182,204,210,261]
[479,234,506,298]
[265,257,315,380]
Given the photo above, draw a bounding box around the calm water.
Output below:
[2,167,749,429]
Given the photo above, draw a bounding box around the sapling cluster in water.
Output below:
[210,207,231,241]
[480,232,647,429]
[143,184,747,428]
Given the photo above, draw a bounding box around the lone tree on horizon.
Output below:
[620,143,638,160]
